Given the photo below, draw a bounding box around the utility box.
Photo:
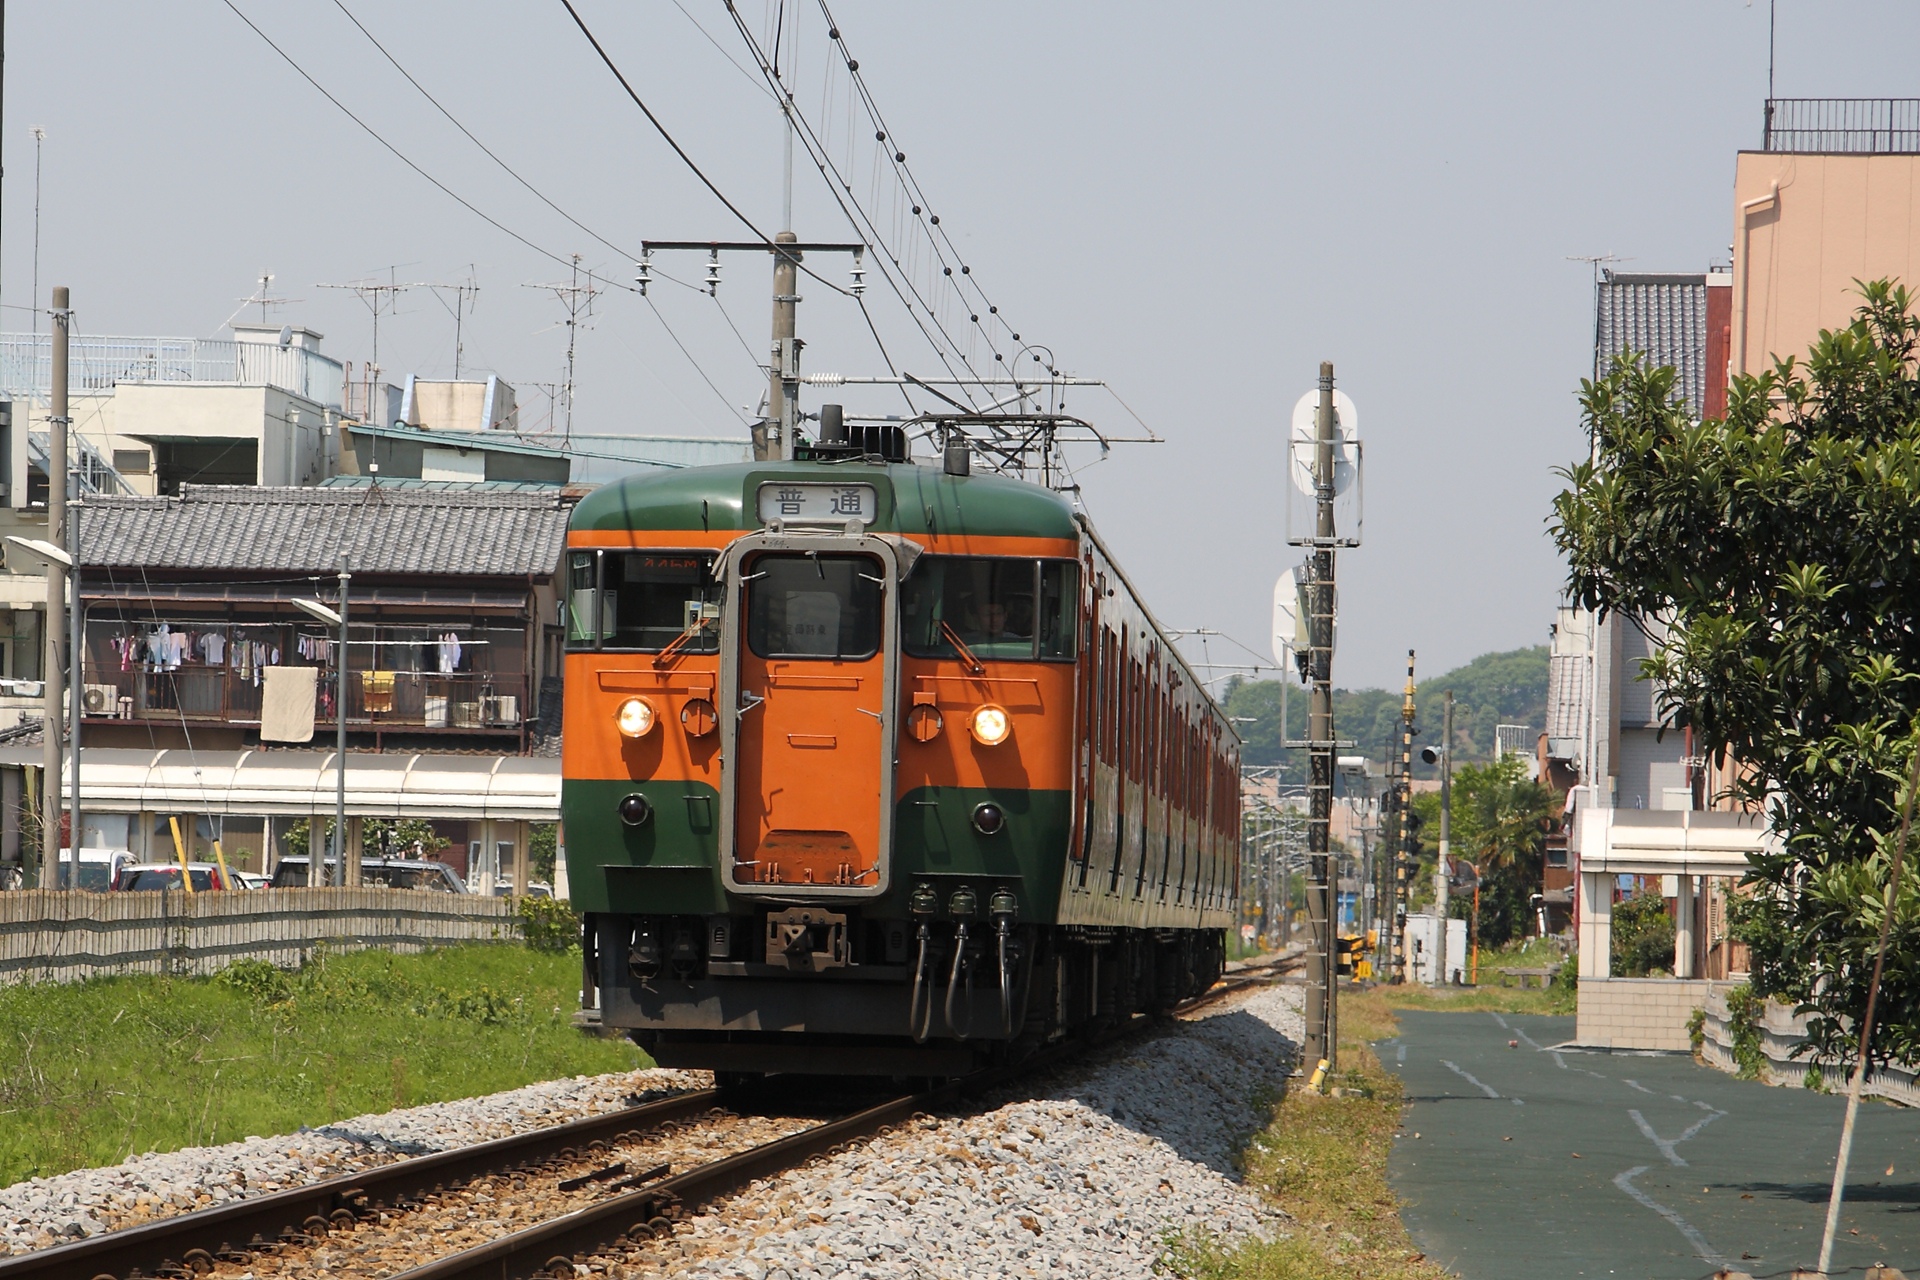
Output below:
[1401,914,1467,985]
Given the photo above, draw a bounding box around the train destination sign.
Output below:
[757,481,878,525]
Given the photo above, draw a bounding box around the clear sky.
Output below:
[5,2,1918,692]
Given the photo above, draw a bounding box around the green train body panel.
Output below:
[568,461,1080,541]
[564,778,1069,924]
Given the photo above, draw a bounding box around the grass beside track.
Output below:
[1163,954,1572,1280]
[0,945,648,1187]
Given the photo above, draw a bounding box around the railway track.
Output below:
[5,962,1295,1280]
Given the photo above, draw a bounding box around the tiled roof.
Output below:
[77,485,572,578]
[1596,272,1707,417]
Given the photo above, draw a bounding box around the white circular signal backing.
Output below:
[1289,389,1359,497]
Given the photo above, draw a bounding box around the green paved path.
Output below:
[1383,1010,1920,1279]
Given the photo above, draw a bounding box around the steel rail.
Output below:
[0,1089,721,1280]
[382,974,1294,1280]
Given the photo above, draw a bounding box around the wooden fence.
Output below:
[0,889,523,985]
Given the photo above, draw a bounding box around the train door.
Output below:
[719,535,901,894]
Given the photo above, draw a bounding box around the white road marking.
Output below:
[1614,1165,1731,1269]
[1442,1059,1511,1101]
[1398,1042,1407,1064]
[1624,1078,1656,1095]
[1628,1106,1725,1167]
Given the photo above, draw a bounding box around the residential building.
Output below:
[1562,98,1920,1048]
[0,484,575,889]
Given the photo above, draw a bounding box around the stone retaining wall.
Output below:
[0,888,521,984]
[1698,986,1920,1105]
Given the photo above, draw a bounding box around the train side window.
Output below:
[584,552,721,653]
[746,554,882,660]
[1037,562,1077,657]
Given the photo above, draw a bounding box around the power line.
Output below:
[558,0,773,244]
[220,0,604,281]
[331,0,646,267]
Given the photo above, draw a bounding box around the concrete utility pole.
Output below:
[765,231,800,462]
[42,285,67,884]
[1304,361,1340,1072]
[1432,689,1455,987]
[332,555,349,887]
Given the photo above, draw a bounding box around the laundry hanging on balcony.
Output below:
[362,669,396,713]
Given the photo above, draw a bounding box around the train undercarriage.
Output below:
[585,912,1226,1079]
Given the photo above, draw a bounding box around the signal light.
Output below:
[618,793,654,827]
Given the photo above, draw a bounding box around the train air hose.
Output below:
[908,923,935,1043]
[944,921,974,1040]
[997,918,1015,1036]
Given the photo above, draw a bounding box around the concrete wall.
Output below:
[1576,977,1730,1051]
[1734,150,1920,377]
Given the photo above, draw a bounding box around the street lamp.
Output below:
[292,555,350,888]
[7,535,77,888]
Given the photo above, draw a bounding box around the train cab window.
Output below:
[902,557,1078,661]
[566,551,720,652]
[746,554,882,660]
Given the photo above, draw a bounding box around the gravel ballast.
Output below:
[618,984,1305,1279]
[2,983,1305,1278]
[0,1068,709,1256]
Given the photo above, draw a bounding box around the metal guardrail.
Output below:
[1764,98,1920,154]
[0,333,346,408]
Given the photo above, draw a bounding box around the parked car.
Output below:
[234,871,269,890]
[491,880,554,898]
[114,862,235,892]
[269,857,468,893]
[50,848,137,892]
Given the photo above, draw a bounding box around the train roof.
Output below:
[570,459,1080,541]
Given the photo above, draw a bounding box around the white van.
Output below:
[50,848,137,892]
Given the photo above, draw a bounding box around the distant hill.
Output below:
[1223,646,1548,784]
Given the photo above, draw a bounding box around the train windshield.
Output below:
[567,551,720,652]
[902,557,1078,661]
[745,554,883,660]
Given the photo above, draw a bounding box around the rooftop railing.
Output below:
[0,334,345,408]
[1764,98,1920,154]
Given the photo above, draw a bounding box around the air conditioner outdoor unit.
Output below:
[83,684,116,715]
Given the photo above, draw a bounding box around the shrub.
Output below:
[1611,892,1675,977]
[518,895,581,953]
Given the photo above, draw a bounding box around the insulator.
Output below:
[635,254,651,297]
[705,250,721,296]
[803,373,846,386]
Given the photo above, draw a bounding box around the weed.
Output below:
[0,944,646,1187]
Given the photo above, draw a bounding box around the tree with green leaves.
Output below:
[1553,280,1920,1067]
[1405,755,1557,947]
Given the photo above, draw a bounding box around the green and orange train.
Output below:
[562,429,1239,1078]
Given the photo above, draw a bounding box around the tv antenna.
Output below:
[423,269,481,380]
[319,267,416,412]
[523,255,600,442]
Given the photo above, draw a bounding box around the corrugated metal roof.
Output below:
[1596,272,1707,417]
[77,485,571,578]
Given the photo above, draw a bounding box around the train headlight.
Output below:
[969,703,1011,746]
[616,696,658,738]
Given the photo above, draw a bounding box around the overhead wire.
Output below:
[225,1,762,420]
[220,0,607,282]
[722,4,987,405]
[329,0,646,269]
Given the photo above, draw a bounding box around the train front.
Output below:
[561,455,1081,1078]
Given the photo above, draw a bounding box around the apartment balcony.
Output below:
[1764,98,1920,154]
[80,665,531,742]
